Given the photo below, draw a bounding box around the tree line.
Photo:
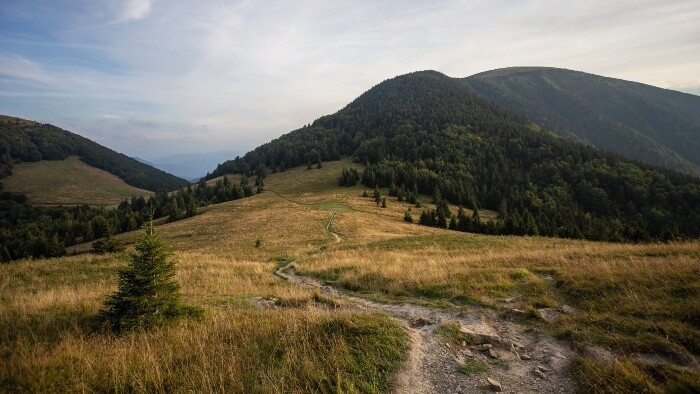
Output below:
[0,174,258,262]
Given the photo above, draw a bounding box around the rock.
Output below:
[411,317,434,327]
[445,342,451,348]
[521,353,533,360]
[321,285,338,295]
[534,369,547,379]
[560,305,576,314]
[479,344,493,351]
[487,348,499,359]
[462,348,474,358]
[536,365,550,372]
[461,340,467,347]
[459,324,501,343]
[503,307,528,317]
[537,308,561,323]
[486,377,502,392]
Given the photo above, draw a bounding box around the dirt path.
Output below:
[274,262,576,393]
[325,211,345,242]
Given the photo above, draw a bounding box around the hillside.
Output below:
[463,67,700,176]
[1,156,152,206]
[4,161,698,392]
[0,115,189,192]
[210,71,700,242]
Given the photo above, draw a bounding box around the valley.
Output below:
[2,161,697,392]
[2,2,699,392]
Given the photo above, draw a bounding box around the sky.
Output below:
[1,0,699,159]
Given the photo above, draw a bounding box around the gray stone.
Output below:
[560,305,576,314]
[411,317,434,327]
[486,377,502,392]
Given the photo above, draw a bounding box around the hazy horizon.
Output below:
[1,0,699,158]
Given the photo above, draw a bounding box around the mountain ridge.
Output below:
[209,69,700,242]
[0,115,189,192]
[463,67,700,176]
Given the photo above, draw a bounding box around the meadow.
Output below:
[2,160,698,392]
[2,156,152,206]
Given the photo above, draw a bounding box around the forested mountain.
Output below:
[210,71,700,242]
[0,115,189,192]
[463,67,700,176]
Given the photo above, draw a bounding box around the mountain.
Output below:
[147,151,242,181]
[209,70,700,241]
[0,115,189,192]
[463,67,700,176]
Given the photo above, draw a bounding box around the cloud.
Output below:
[0,53,56,85]
[121,0,152,21]
[111,0,153,24]
[0,0,698,158]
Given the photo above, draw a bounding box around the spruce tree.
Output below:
[102,221,199,332]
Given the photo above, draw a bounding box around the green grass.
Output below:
[457,360,490,375]
[435,321,463,343]
[2,156,152,205]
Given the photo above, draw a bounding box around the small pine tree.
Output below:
[381,197,387,208]
[92,228,125,254]
[403,211,413,223]
[362,189,369,197]
[102,221,200,332]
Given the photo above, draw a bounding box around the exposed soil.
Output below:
[273,260,577,393]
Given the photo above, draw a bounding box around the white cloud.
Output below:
[1,0,698,157]
[113,0,153,24]
[0,53,57,85]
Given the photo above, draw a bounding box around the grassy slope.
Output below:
[2,156,152,206]
[3,160,699,392]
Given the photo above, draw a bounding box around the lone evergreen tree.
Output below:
[102,221,199,332]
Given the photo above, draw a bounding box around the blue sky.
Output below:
[1,0,699,159]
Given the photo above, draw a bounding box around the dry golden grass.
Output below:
[1,248,406,392]
[4,160,699,392]
[2,156,152,206]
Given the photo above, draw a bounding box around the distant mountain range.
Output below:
[463,67,700,176]
[136,151,242,182]
[0,115,189,192]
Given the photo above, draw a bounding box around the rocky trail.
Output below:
[270,261,577,393]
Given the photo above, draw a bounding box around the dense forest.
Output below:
[0,115,189,191]
[0,174,258,262]
[210,71,700,242]
[464,67,700,177]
